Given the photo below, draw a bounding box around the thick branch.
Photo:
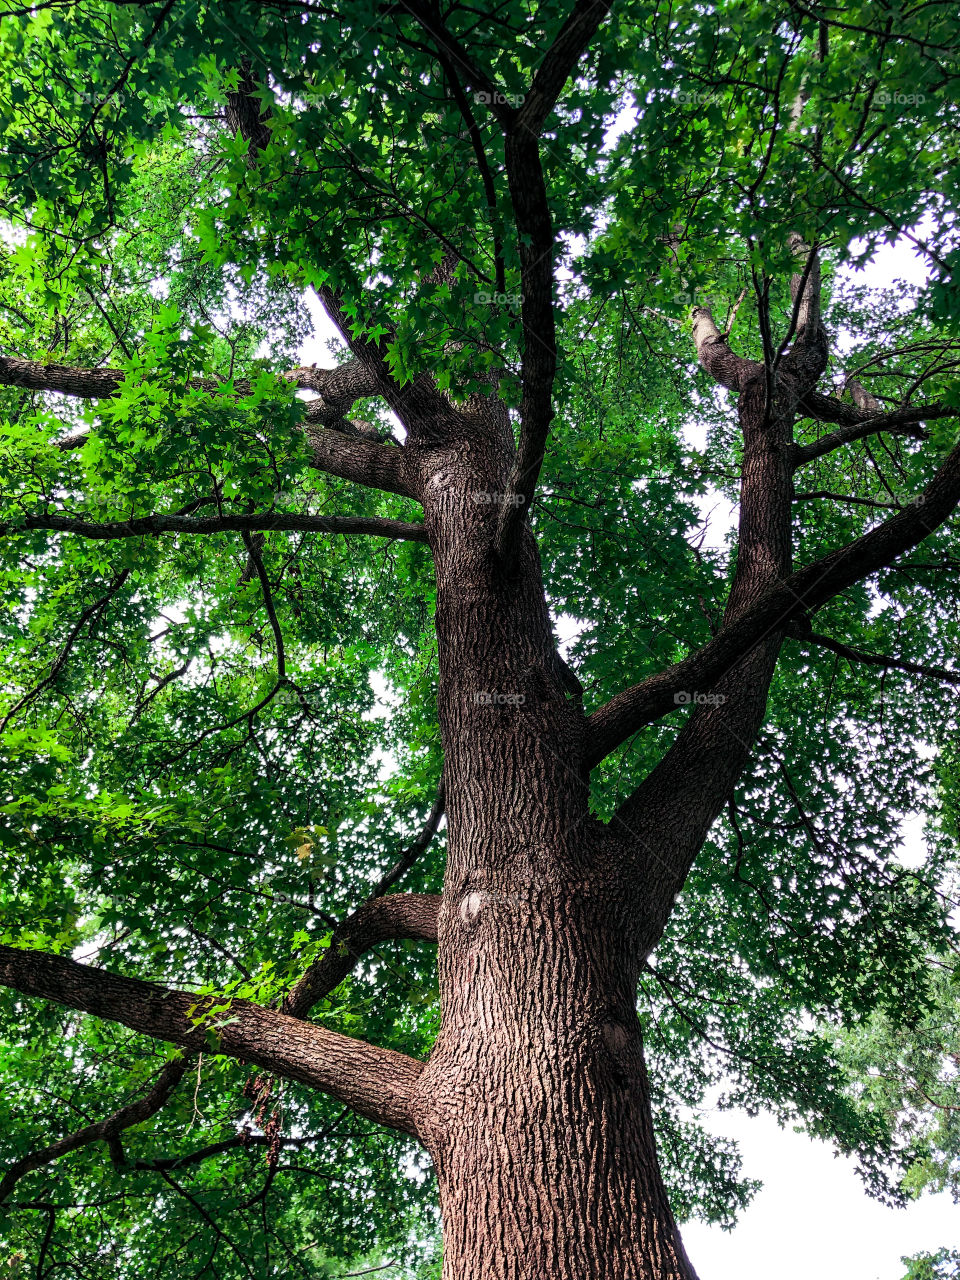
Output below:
[303,423,418,497]
[0,947,423,1136]
[283,893,440,1020]
[793,396,945,465]
[786,233,822,344]
[0,352,413,492]
[0,512,428,543]
[0,352,374,407]
[224,59,273,158]
[490,4,613,560]
[690,308,762,390]
[610,265,828,952]
[0,356,123,398]
[587,422,960,766]
[778,236,828,386]
[312,286,459,447]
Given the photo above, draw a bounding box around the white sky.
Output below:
[684,1109,955,1280]
[302,234,956,1277]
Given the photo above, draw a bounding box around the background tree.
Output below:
[0,2,959,1277]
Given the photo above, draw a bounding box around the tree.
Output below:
[0,2,959,1276]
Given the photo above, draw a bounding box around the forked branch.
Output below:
[0,1056,187,1205]
[586,421,960,767]
[0,354,415,497]
[793,395,947,465]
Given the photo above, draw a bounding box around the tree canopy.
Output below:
[0,2,958,1276]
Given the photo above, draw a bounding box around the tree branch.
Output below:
[0,1056,187,1205]
[0,353,376,408]
[0,568,130,733]
[0,947,423,1136]
[793,489,902,510]
[786,626,960,684]
[240,530,286,680]
[370,776,446,898]
[221,66,462,453]
[283,779,445,1018]
[398,3,514,127]
[793,396,945,465]
[490,128,554,562]
[302,423,419,497]
[283,893,440,1020]
[312,286,459,447]
[129,1130,329,1173]
[0,356,122,398]
[690,307,762,390]
[0,353,416,494]
[487,2,613,561]
[607,249,830,953]
[513,0,612,137]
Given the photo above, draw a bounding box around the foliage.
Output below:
[902,1250,960,1280]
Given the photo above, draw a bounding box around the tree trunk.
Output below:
[411,861,700,1280]
[408,422,700,1279]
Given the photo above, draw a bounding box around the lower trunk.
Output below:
[413,441,701,1277]
[423,1052,698,1280]
[411,838,700,1280]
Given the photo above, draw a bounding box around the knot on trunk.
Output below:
[459,890,488,925]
